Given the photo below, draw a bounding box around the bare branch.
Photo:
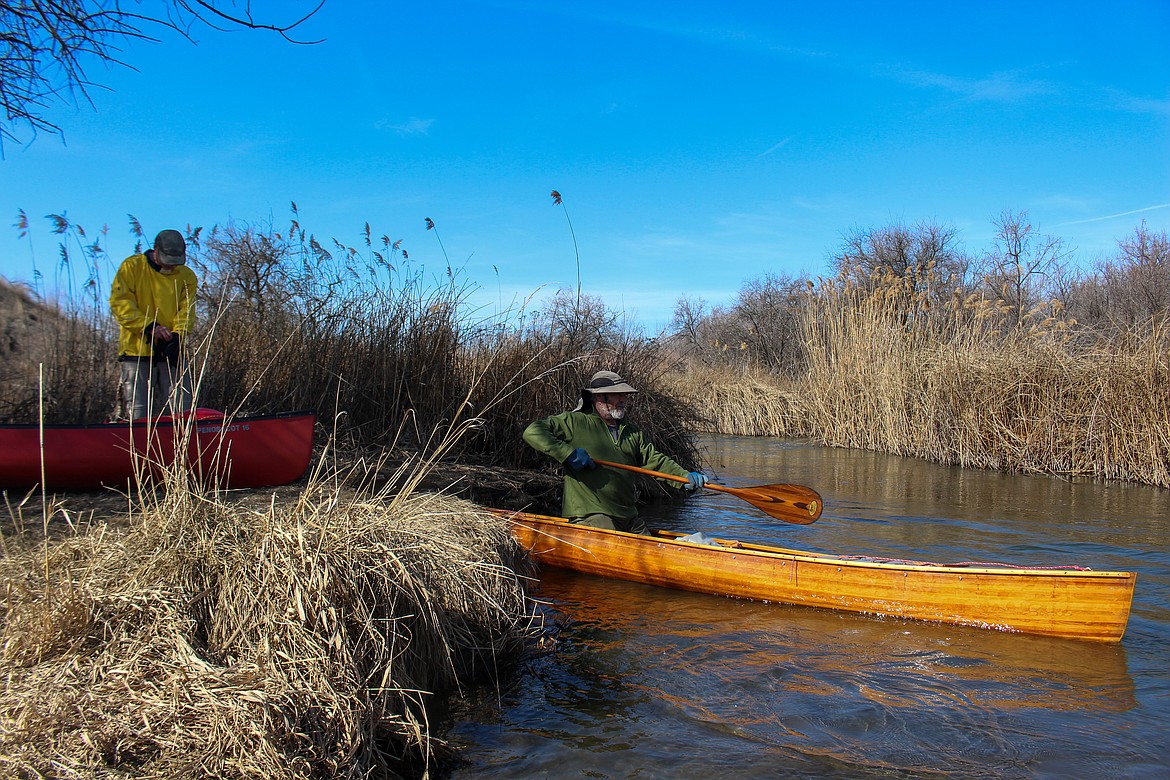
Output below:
[184,0,327,43]
[0,0,327,150]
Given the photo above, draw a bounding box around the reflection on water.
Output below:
[446,436,1170,779]
[664,438,1170,567]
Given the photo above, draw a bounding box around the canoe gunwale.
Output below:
[652,529,1132,579]
[501,510,1134,580]
[0,408,317,431]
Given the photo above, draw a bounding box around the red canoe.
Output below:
[0,409,317,492]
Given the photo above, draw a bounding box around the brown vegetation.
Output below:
[0,276,117,423]
[665,216,1170,487]
[0,209,703,472]
[0,468,537,778]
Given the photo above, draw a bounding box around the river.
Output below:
[444,435,1170,778]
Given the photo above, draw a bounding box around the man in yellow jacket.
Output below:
[109,229,197,420]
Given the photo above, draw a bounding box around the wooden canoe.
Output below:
[497,510,1136,643]
[0,409,317,492]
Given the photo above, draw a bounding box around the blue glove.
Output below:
[686,471,706,491]
[565,447,596,471]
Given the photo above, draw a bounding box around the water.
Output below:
[444,436,1170,778]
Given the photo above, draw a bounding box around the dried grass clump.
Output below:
[0,481,536,779]
[794,276,1170,486]
[665,270,1170,486]
[662,364,800,437]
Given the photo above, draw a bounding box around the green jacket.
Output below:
[523,409,691,520]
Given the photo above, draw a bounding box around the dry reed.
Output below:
[794,276,1170,485]
[663,365,798,437]
[1,221,701,480]
[665,274,1170,487]
[0,471,536,779]
[0,278,118,423]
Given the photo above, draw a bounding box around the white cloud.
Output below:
[376,117,434,135]
[888,66,1054,103]
[1053,203,1170,227]
[757,137,792,158]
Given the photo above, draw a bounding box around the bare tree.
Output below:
[1107,222,1170,325]
[829,221,976,335]
[1065,222,1170,333]
[666,273,808,375]
[667,294,708,358]
[732,272,806,374]
[831,221,973,294]
[531,288,635,351]
[0,0,324,148]
[982,210,1068,327]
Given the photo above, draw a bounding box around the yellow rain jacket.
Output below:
[109,252,197,359]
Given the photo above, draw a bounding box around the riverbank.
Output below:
[0,456,553,779]
[665,341,1170,489]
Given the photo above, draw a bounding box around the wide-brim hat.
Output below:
[584,370,639,395]
[572,370,639,412]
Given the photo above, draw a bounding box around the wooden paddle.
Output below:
[593,458,823,525]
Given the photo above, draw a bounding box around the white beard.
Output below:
[607,406,626,420]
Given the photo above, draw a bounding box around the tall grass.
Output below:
[666,364,798,437]
[797,273,1170,485]
[0,278,118,423]
[0,464,537,777]
[1,212,701,476]
[665,271,1170,487]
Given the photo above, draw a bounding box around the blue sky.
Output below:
[1,0,1168,332]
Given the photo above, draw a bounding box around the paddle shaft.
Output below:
[592,458,822,524]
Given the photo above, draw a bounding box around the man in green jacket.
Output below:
[523,370,706,534]
[109,229,197,421]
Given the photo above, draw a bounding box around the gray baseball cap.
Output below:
[154,229,187,266]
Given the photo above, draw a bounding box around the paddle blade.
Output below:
[714,483,823,525]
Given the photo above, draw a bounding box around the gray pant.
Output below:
[118,359,192,421]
